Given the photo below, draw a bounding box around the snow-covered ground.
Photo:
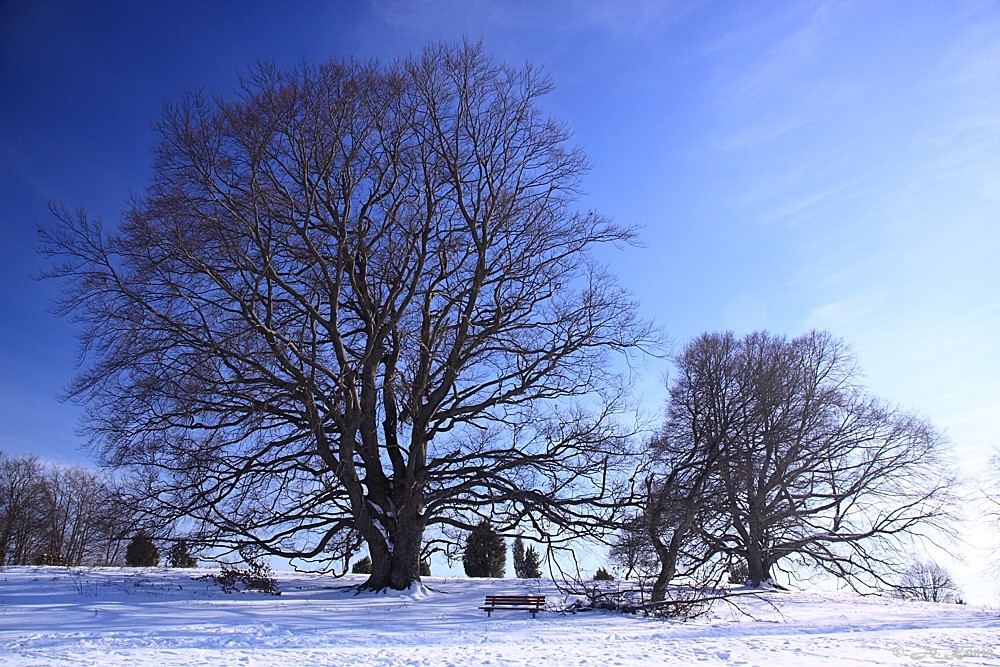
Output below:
[1,567,997,666]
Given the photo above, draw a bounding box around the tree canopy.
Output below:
[41,41,653,590]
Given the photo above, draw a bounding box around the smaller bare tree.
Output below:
[608,516,658,580]
[40,465,135,565]
[630,331,960,596]
[983,447,1000,577]
[892,560,962,603]
[0,453,47,565]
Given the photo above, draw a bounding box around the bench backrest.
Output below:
[484,594,545,607]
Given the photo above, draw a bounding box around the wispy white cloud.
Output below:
[937,3,1000,93]
[368,0,691,44]
[709,113,812,153]
[707,1,840,109]
[802,291,890,335]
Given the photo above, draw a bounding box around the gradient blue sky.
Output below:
[1,0,998,592]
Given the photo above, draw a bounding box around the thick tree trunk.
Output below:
[358,502,428,591]
[745,539,770,586]
[646,501,681,604]
[650,556,676,604]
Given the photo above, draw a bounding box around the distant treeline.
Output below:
[0,452,136,566]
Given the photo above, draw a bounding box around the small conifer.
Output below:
[522,545,543,579]
[352,555,372,574]
[125,529,160,567]
[462,520,506,578]
[166,539,197,568]
[513,536,527,578]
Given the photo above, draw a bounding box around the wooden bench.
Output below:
[480,594,546,618]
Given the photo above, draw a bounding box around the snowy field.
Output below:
[1,567,998,666]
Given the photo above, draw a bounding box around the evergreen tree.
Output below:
[463,520,506,578]
[125,530,159,567]
[513,536,527,578]
[522,545,543,579]
[351,555,372,574]
[166,539,197,568]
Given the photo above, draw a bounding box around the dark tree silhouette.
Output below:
[638,332,735,601]
[351,555,372,574]
[0,453,46,566]
[522,545,543,578]
[463,520,506,578]
[167,539,197,568]
[638,331,958,593]
[125,530,159,567]
[512,536,527,578]
[512,535,542,578]
[40,41,652,590]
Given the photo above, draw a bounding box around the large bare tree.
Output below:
[41,42,653,590]
[636,331,958,591]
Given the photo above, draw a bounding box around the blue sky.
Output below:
[1,0,998,591]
